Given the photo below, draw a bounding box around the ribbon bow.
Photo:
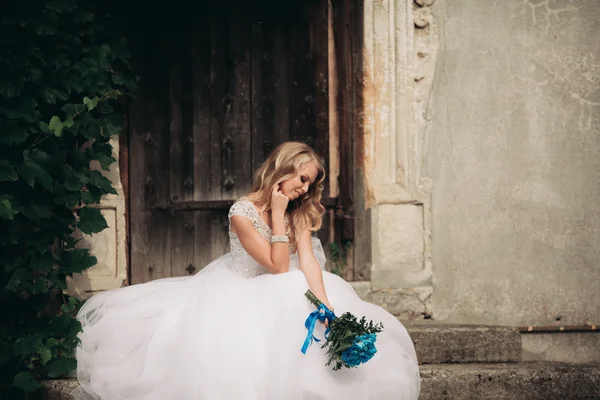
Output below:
[301,303,336,354]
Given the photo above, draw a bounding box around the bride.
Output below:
[74,141,421,399]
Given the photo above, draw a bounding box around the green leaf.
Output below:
[88,170,117,195]
[77,207,108,234]
[39,348,52,365]
[83,96,99,111]
[41,86,69,104]
[62,248,97,274]
[0,122,29,144]
[72,9,95,23]
[31,252,54,272]
[0,97,39,123]
[36,10,59,36]
[44,0,78,13]
[96,153,116,170]
[0,198,19,220]
[64,174,82,191]
[60,103,81,115]
[28,67,44,83]
[12,371,41,392]
[47,357,77,378]
[36,23,58,36]
[48,115,64,136]
[0,80,24,99]
[20,161,53,190]
[39,121,51,133]
[31,150,53,167]
[86,145,115,170]
[29,202,54,220]
[80,190,95,204]
[0,160,18,181]
[47,271,68,290]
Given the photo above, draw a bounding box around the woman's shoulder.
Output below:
[228,197,257,220]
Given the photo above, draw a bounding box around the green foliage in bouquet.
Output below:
[0,0,137,397]
[304,290,383,371]
[322,313,383,371]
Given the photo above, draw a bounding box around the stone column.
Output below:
[355,0,437,317]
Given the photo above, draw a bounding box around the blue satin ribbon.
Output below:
[301,304,336,354]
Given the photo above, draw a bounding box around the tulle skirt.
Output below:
[74,243,420,399]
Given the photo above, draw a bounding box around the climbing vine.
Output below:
[0,0,136,397]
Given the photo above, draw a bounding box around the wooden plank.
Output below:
[327,0,340,200]
[169,26,196,278]
[250,9,277,172]
[273,17,290,146]
[209,0,228,201]
[310,0,330,198]
[191,8,213,272]
[287,4,313,145]
[350,0,370,281]
[210,210,230,261]
[129,29,171,284]
[222,3,252,199]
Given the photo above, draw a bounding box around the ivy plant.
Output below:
[0,0,137,397]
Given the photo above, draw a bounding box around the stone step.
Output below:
[420,362,600,400]
[43,362,600,399]
[404,321,522,364]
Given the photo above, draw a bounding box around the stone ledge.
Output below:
[420,362,600,400]
[43,363,600,400]
[404,321,522,364]
[522,332,600,364]
[350,281,432,319]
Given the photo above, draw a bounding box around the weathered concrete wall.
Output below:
[426,0,600,325]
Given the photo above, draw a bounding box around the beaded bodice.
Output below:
[228,198,286,278]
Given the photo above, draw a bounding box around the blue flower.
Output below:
[340,333,378,368]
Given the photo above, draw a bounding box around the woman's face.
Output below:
[278,161,319,201]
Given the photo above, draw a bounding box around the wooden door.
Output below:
[127,0,333,283]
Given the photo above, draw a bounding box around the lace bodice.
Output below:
[228,198,287,278]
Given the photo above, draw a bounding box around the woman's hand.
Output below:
[271,185,289,216]
[321,304,335,329]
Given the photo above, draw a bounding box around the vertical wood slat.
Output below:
[192,9,213,271]
[273,17,290,146]
[288,4,312,144]
[251,11,276,173]
[310,0,330,197]
[129,29,171,284]
[350,0,369,281]
[327,0,340,200]
[169,27,196,278]
[332,0,358,280]
[224,3,252,199]
[209,1,227,201]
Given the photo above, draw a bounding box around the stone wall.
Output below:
[425,0,600,326]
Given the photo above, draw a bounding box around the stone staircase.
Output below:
[42,321,600,399]
[408,321,600,399]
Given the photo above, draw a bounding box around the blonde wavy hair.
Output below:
[246,141,326,248]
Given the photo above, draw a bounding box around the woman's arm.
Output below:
[230,212,289,274]
[297,229,334,311]
[230,186,290,274]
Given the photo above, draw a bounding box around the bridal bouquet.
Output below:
[301,290,383,371]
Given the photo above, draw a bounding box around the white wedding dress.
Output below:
[74,198,421,399]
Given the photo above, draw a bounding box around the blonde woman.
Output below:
[74,142,420,400]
